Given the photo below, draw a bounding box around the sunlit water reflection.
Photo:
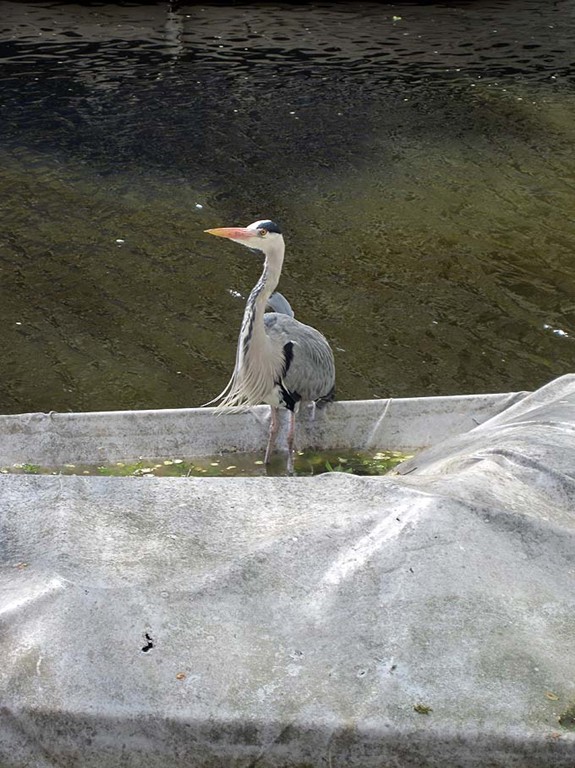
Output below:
[0,1,574,414]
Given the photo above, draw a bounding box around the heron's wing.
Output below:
[263,313,335,403]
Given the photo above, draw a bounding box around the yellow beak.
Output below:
[204,227,253,240]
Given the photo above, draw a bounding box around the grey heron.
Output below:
[204,219,335,474]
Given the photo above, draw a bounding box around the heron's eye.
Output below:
[258,229,267,237]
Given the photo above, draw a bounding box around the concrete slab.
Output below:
[1,378,575,767]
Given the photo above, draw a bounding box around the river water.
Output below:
[1,0,574,413]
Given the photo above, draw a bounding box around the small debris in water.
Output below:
[543,323,569,338]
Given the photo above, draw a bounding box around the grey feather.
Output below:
[263,313,335,404]
[265,292,295,318]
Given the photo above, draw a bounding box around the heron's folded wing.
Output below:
[264,313,335,403]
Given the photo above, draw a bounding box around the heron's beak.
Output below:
[204,227,253,240]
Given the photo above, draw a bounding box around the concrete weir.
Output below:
[1,377,575,767]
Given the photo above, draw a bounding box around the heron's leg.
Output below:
[286,410,296,475]
[310,400,317,422]
[264,406,280,464]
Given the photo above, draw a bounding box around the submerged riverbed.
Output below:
[1,1,574,414]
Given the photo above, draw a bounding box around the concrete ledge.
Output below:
[0,391,526,466]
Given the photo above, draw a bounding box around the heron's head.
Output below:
[204,219,283,256]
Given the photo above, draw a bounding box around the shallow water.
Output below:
[1,449,409,478]
[1,1,574,414]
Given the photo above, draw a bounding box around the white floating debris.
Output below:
[115,238,125,244]
[228,289,243,299]
[195,203,203,209]
[543,324,569,338]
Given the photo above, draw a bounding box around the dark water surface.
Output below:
[1,0,574,413]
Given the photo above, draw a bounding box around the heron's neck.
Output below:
[250,241,285,316]
[240,241,284,357]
